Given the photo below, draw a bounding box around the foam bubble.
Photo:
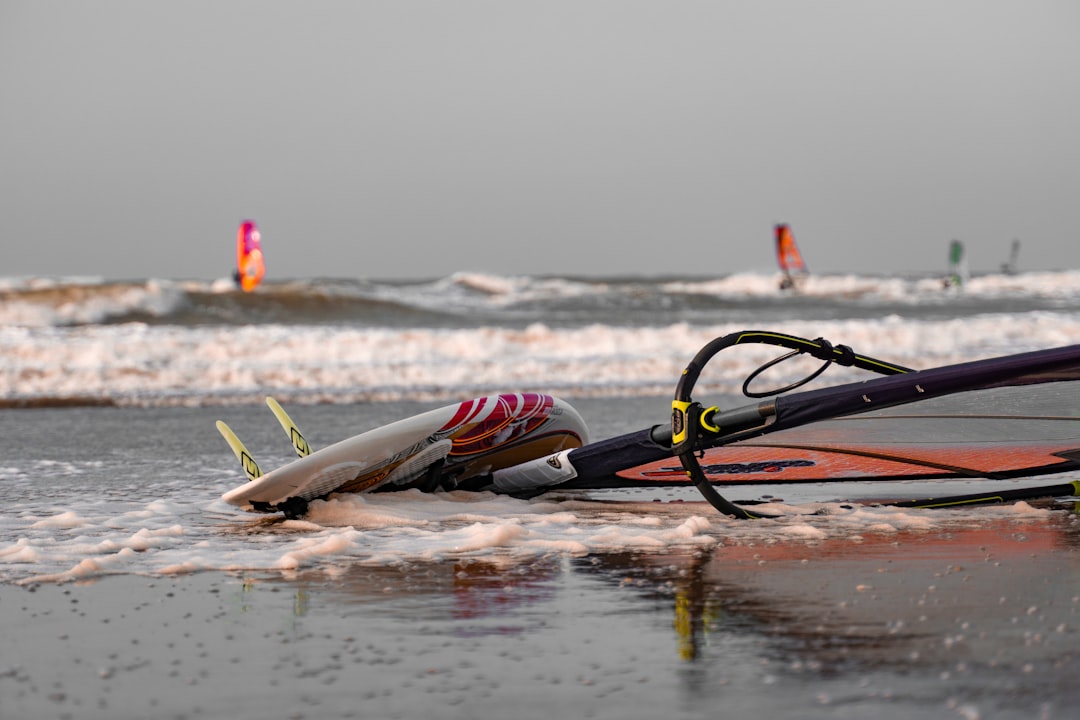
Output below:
[30,511,88,529]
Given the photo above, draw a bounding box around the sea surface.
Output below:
[3,269,1080,406]
[1,270,1078,718]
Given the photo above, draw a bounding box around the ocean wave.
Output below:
[0,279,189,326]
[3,270,1079,329]
[2,313,1078,407]
[0,278,468,329]
[662,269,1080,305]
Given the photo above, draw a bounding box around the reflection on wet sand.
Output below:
[563,512,1079,716]
[581,513,1078,665]
[259,511,1076,677]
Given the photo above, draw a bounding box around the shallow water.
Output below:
[2,399,1075,584]
[3,524,1077,720]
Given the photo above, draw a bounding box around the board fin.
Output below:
[216,420,263,482]
[265,396,313,458]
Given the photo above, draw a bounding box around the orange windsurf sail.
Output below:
[775,223,808,289]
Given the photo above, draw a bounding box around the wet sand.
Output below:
[3,512,1077,720]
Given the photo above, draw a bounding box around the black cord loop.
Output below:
[742,349,832,398]
[672,330,911,519]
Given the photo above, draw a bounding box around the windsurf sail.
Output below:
[945,238,968,288]
[486,331,1080,517]
[775,224,808,290]
[235,220,265,292]
[1001,238,1020,275]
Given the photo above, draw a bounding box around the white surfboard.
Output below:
[219,393,589,516]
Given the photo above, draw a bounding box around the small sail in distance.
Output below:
[775,224,808,291]
[234,220,266,292]
[944,238,969,288]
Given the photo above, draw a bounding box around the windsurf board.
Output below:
[220,393,588,515]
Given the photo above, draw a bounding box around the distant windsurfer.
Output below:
[235,220,265,292]
[775,224,807,291]
[944,239,967,289]
[1000,238,1020,275]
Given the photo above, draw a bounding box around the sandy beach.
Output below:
[3,507,1076,720]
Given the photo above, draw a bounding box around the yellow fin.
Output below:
[265,396,313,458]
[215,420,262,482]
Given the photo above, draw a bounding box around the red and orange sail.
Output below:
[775,223,808,289]
[235,220,265,292]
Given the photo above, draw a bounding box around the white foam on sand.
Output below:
[0,484,1064,586]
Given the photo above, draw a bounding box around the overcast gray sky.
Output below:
[2,1,1077,281]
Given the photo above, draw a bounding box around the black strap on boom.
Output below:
[671,331,911,519]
